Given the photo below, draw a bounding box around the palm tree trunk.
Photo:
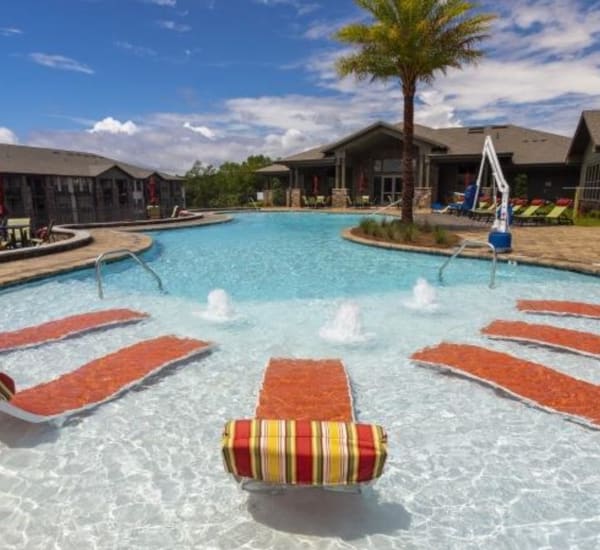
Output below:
[401,81,416,224]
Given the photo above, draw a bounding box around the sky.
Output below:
[1,0,600,174]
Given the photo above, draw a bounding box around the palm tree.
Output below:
[335,0,496,223]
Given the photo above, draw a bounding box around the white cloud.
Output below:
[254,0,320,16]
[265,128,307,155]
[183,122,216,139]
[146,0,176,5]
[157,20,191,32]
[114,41,157,57]
[29,53,94,74]
[0,27,22,36]
[0,127,18,144]
[88,117,139,135]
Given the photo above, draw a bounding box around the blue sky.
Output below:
[1,0,600,173]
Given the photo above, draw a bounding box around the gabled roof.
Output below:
[272,121,570,168]
[429,124,571,165]
[566,110,600,161]
[0,143,181,180]
[255,163,290,175]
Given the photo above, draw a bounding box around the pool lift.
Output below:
[473,135,512,252]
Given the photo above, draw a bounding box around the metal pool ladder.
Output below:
[438,240,498,289]
[95,249,164,299]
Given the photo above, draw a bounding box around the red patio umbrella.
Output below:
[148,175,157,205]
[358,171,366,194]
[312,175,319,196]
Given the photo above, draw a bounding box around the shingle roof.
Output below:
[583,111,600,145]
[0,143,181,180]
[255,163,290,175]
[428,125,571,165]
[567,110,600,161]
[271,121,570,168]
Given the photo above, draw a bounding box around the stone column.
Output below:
[263,189,273,206]
[331,188,348,209]
[291,188,302,208]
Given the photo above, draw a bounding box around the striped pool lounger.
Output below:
[222,419,387,486]
[0,373,15,401]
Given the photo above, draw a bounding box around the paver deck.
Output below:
[0,309,148,353]
[255,358,354,421]
[483,320,600,359]
[1,335,214,422]
[517,300,600,319]
[411,342,600,428]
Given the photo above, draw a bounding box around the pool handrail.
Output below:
[95,248,164,299]
[370,198,402,217]
[438,240,497,289]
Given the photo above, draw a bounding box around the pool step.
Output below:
[0,336,214,423]
[517,300,600,320]
[483,320,600,359]
[0,309,149,353]
[256,358,354,422]
[411,342,600,429]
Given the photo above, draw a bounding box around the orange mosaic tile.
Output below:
[411,342,600,427]
[9,336,212,418]
[483,320,600,359]
[255,358,354,422]
[517,300,600,320]
[0,309,148,353]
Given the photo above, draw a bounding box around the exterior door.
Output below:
[377,176,402,204]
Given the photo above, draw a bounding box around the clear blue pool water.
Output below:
[0,212,599,550]
[96,212,592,301]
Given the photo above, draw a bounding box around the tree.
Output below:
[184,155,273,208]
[335,0,495,223]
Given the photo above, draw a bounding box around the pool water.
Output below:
[1,212,599,549]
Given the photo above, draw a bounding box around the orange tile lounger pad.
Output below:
[0,309,149,353]
[255,358,354,422]
[517,300,600,320]
[411,343,600,429]
[0,336,214,423]
[483,320,600,359]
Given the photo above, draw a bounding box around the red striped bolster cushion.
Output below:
[222,419,387,485]
[0,373,15,401]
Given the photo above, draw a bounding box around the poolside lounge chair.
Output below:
[0,336,214,423]
[222,358,387,490]
[530,199,573,224]
[513,200,545,225]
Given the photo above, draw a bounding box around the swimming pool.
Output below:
[1,213,599,549]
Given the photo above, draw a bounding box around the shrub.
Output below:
[433,225,449,244]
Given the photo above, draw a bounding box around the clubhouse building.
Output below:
[0,144,184,227]
[258,110,600,211]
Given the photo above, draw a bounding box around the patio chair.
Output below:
[532,201,573,225]
[315,195,326,208]
[360,195,371,208]
[513,201,545,225]
[31,220,55,246]
[7,218,31,247]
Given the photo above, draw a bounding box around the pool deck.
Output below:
[0,209,597,288]
[341,210,600,277]
[0,213,231,288]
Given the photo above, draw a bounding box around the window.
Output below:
[116,180,129,206]
[584,163,600,202]
[101,179,113,206]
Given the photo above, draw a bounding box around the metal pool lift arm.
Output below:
[474,135,511,234]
